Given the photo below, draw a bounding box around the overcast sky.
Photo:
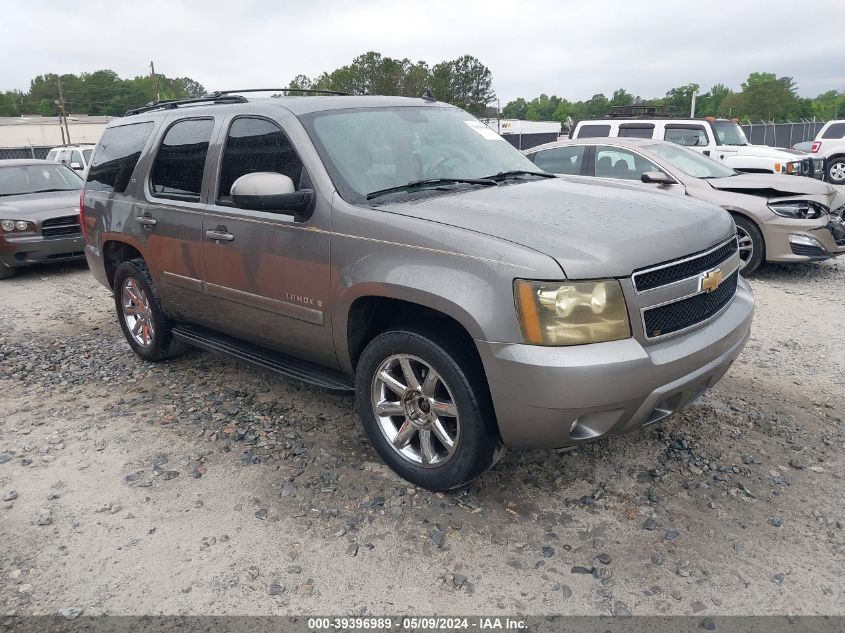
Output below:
[2,0,843,104]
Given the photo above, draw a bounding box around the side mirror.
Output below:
[70,162,83,170]
[641,171,675,185]
[230,172,315,219]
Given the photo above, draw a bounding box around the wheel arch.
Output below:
[339,287,485,375]
[102,238,145,289]
[722,206,766,263]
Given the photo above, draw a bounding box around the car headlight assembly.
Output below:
[784,160,806,175]
[514,279,631,346]
[0,219,35,233]
[767,201,827,220]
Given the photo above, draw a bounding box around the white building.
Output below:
[481,118,562,150]
[0,115,112,150]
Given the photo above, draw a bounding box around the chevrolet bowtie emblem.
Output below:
[701,268,724,293]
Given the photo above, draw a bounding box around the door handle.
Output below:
[702,150,710,156]
[205,229,234,242]
[136,216,157,226]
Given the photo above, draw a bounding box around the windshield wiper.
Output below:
[480,170,556,181]
[26,188,75,194]
[366,178,496,200]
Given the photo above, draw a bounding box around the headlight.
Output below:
[784,160,806,175]
[767,201,827,219]
[0,219,35,232]
[514,279,631,346]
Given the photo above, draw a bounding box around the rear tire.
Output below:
[113,258,185,362]
[0,265,14,280]
[733,215,764,275]
[355,328,501,491]
[826,156,845,185]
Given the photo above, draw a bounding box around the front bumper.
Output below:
[477,278,754,449]
[763,214,845,263]
[0,233,86,269]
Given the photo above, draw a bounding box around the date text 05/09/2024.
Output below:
[307,617,528,630]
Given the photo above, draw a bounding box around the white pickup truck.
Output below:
[572,117,825,179]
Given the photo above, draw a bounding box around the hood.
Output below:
[735,145,807,159]
[380,178,735,279]
[0,191,81,221]
[707,173,835,201]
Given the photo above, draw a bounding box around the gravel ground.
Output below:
[0,257,843,618]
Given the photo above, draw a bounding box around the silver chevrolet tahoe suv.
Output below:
[81,90,754,490]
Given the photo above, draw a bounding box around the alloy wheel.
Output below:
[829,161,845,184]
[121,277,155,347]
[371,354,460,468]
[736,227,753,270]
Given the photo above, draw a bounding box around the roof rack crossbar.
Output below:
[124,94,248,117]
[208,88,352,97]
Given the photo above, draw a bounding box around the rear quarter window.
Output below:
[619,124,654,139]
[86,122,155,193]
[576,124,611,139]
[822,122,845,139]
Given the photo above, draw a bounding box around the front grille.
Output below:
[633,239,737,292]
[643,270,738,338]
[41,215,81,238]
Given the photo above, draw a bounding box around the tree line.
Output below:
[1,58,842,124]
[503,72,845,124]
[0,70,206,117]
[287,51,495,116]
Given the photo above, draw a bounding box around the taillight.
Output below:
[79,190,87,242]
[811,141,821,153]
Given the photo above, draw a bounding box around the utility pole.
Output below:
[150,61,160,101]
[690,91,697,118]
[57,77,71,145]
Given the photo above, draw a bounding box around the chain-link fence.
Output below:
[0,146,51,160]
[739,120,826,148]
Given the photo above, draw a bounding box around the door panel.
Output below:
[201,115,336,368]
[135,116,217,321]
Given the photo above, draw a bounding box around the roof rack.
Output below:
[603,104,677,119]
[124,94,248,116]
[208,88,352,97]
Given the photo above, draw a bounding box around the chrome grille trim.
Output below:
[638,250,741,341]
[632,236,739,294]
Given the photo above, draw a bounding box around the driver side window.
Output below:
[595,146,661,181]
[217,117,305,205]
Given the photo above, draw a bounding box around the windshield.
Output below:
[712,120,749,146]
[647,143,736,179]
[0,164,83,196]
[301,106,540,202]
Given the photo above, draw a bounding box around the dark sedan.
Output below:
[0,159,85,279]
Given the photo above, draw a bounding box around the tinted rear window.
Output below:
[619,124,654,138]
[150,118,214,202]
[822,122,845,139]
[576,124,611,139]
[86,122,154,193]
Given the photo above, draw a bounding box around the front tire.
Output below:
[734,215,764,275]
[0,265,14,280]
[355,329,500,491]
[826,157,845,185]
[113,258,184,362]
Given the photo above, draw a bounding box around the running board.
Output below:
[171,325,354,393]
